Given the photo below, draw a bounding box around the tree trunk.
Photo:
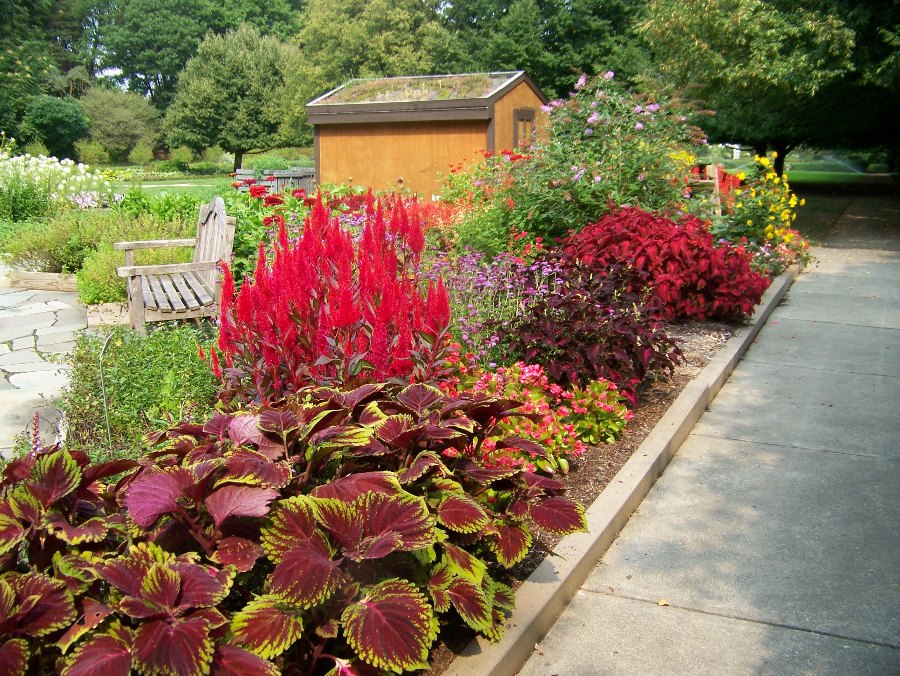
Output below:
[753,143,767,159]
[233,150,243,173]
[772,142,794,176]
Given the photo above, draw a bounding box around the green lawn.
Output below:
[135,177,232,199]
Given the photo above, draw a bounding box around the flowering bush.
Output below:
[0,384,587,674]
[441,72,707,252]
[711,152,806,247]
[0,137,114,220]
[563,207,771,321]
[213,194,452,402]
[500,260,683,399]
[444,362,630,473]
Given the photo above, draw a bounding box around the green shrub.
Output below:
[250,155,290,171]
[187,160,229,175]
[23,140,49,156]
[128,142,154,166]
[59,325,218,456]
[153,158,188,173]
[202,145,226,162]
[20,95,89,159]
[0,212,104,272]
[169,145,194,163]
[75,138,110,165]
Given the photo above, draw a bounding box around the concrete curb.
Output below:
[444,264,800,676]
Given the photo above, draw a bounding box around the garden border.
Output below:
[1,271,77,292]
[444,264,800,676]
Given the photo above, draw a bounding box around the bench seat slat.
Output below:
[170,273,201,309]
[146,275,173,311]
[183,271,214,306]
[160,275,186,311]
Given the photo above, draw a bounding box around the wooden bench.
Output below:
[691,163,723,217]
[115,196,235,334]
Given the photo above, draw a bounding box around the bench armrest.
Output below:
[117,260,220,278]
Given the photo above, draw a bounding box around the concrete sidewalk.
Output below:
[520,196,900,674]
[0,266,86,456]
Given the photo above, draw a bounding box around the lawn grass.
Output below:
[136,178,232,200]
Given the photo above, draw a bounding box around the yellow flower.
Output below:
[737,171,746,181]
[747,219,753,226]
[800,198,806,206]
[759,157,770,167]
[771,151,778,159]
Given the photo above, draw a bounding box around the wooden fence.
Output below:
[234,168,316,194]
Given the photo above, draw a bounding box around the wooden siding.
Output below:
[318,120,488,196]
[492,81,547,151]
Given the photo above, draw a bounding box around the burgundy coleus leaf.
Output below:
[310,498,362,553]
[118,564,179,620]
[446,578,492,632]
[309,471,401,501]
[230,594,303,660]
[427,562,452,613]
[495,436,548,459]
[258,408,300,437]
[57,597,113,654]
[8,485,42,525]
[318,383,383,411]
[173,561,234,610]
[60,624,134,676]
[488,522,533,568]
[81,459,139,485]
[125,469,192,528]
[202,412,234,438]
[29,449,81,507]
[0,638,28,676]
[397,451,448,485]
[133,616,213,676]
[211,644,279,676]
[528,497,587,535]
[227,414,264,447]
[451,397,523,426]
[260,496,319,562]
[205,485,279,527]
[1,456,34,483]
[2,572,77,638]
[395,383,443,416]
[221,449,291,489]
[436,494,490,534]
[353,493,436,560]
[308,425,373,450]
[457,460,519,485]
[521,471,567,492]
[93,542,173,598]
[212,537,264,573]
[269,535,342,608]
[0,513,25,556]
[491,581,516,613]
[341,579,437,673]
[374,414,422,447]
[43,513,107,545]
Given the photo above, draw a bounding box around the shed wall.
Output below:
[318,120,488,196]
[493,81,547,150]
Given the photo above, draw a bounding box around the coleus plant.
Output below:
[0,383,586,674]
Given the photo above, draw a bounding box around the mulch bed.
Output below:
[428,318,740,673]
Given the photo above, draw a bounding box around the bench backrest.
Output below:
[192,196,236,290]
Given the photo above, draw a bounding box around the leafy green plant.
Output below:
[127,142,153,166]
[22,140,49,156]
[58,326,217,454]
[74,139,109,165]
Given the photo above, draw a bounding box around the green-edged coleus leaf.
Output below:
[0,638,28,676]
[218,449,291,489]
[309,471,401,501]
[260,495,318,562]
[436,494,489,534]
[52,552,96,595]
[30,449,81,506]
[269,535,342,608]
[230,594,303,660]
[308,425,374,452]
[133,616,213,676]
[211,536,264,573]
[491,581,515,613]
[205,485,279,527]
[357,401,388,425]
[446,578,492,632]
[8,485,43,524]
[488,522,532,568]
[258,408,300,438]
[341,579,437,673]
[124,468,192,528]
[0,572,77,638]
[61,623,133,676]
[317,383,384,411]
[528,497,587,535]
[442,543,487,585]
[57,597,114,653]
[93,542,174,598]
[373,414,421,447]
[43,513,107,544]
[211,644,279,676]
[119,563,179,619]
[495,435,548,459]
[315,492,436,561]
[0,513,25,556]
[521,471,567,492]
[396,383,443,416]
[427,562,452,613]
[397,451,448,485]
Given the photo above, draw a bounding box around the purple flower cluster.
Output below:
[425,249,563,365]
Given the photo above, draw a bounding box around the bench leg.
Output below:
[128,276,147,335]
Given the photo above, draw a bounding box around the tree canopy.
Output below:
[164,24,296,171]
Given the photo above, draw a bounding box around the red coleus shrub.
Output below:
[563,206,771,321]
[0,383,587,674]
[215,192,451,403]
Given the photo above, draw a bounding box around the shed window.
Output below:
[513,108,536,148]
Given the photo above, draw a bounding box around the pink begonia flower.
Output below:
[603,70,614,80]
[575,74,587,89]
[647,103,660,112]
[635,122,644,130]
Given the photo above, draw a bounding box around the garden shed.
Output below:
[306,71,548,197]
